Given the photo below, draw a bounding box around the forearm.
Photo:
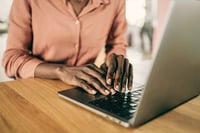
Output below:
[35,63,112,95]
[34,63,65,79]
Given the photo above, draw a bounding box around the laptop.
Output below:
[58,0,200,127]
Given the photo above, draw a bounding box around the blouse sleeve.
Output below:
[105,0,128,58]
[2,0,43,79]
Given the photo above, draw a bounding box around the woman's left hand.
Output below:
[101,53,133,93]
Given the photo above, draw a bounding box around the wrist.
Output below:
[55,65,66,80]
[35,63,65,80]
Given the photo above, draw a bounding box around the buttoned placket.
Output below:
[64,2,82,65]
[64,0,105,65]
[72,18,81,65]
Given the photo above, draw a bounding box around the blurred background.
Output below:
[0,0,12,82]
[0,0,169,82]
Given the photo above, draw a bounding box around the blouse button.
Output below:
[75,44,79,49]
[75,20,80,25]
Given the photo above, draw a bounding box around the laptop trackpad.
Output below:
[58,87,106,104]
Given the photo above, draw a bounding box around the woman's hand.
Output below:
[101,53,133,93]
[56,64,111,95]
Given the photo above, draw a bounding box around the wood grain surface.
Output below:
[0,78,199,133]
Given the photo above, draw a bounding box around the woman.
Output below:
[2,0,133,95]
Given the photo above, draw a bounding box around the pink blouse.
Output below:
[2,0,127,79]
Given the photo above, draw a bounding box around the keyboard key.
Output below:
[89,88,144,121]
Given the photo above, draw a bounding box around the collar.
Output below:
[93,0,110,4]
[92,0,110,7]
[63,0,110,11]
[64,0,110,5]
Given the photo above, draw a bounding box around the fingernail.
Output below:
[115,85,119,91]
[122,88,126,93]
[105,90,110,95]
[107,78,111,85]
[91,90,97,94]
[111,89,116,95]
[129,86,132,90]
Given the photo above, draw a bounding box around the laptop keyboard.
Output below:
[89,88,144,120]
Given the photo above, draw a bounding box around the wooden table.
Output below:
[0,78,199,133]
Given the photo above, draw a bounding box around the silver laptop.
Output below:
[58,0,200,127]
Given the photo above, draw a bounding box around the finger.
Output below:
[90,77,110,95]
[121,58,129,93]
[114,55,124,92]
[74,76,97,94]
[81,70,110,95]
[87,64,106,78]
[86,64,106,75]
[100,63,108,73]
[128,63,133,90]
[106,54,117,85]
[85,65,111,90]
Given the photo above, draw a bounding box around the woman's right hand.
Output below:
[56,64,112,95]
